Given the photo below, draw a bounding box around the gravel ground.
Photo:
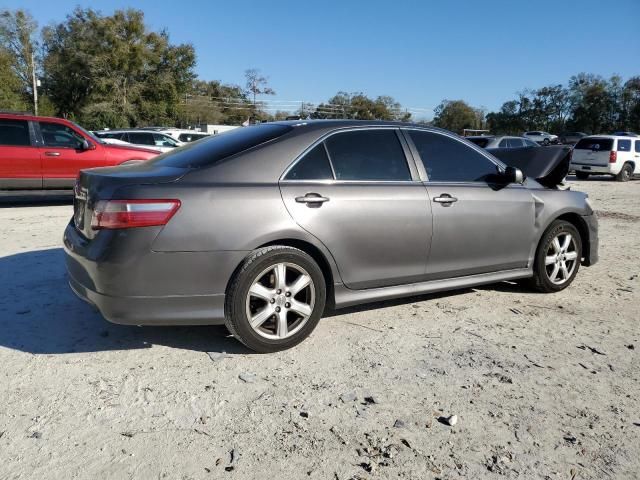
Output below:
[0,178,638,479]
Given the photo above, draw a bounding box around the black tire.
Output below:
[575,171,590,180]
[530,220,582,293]
[543,138,550,146]
[615,162,633,182]
[224,246,326,353]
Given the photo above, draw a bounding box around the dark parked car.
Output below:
[64,121,598,352]
[559,132,588,145]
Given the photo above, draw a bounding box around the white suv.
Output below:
[571,135,640,182]
[523,131,559,145]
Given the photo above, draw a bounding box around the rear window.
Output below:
[150,124,293,168]
[0,119,30,146]
[575,138,614,151]
[617,139,631,152]
[467,137,491,148]
[636,141,640,153]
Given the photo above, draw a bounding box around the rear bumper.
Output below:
[68,274,226,325]
[582,213,599,266]
[571,162,616,175]
[63,220,246,325]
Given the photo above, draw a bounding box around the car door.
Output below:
[37,121,106,188]
[0,118,42,189]
[404,129,535,280]
[280,128,432,290]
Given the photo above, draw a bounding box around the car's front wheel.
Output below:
[530,220,582,293]
[225,246,326,353]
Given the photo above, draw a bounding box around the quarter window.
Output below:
[0,119,30,146]
[408,130,498,182]
[617,139,631,152]
[40,122,86,148]
[285,143,333,180]
[324,129,411,181]
[635,140,640,153]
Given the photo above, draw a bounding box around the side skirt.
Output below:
[333,268,532,309]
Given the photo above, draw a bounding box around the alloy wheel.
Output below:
[544,232,579,285]
[245,262,315,340]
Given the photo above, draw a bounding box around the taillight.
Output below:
[91,199,181,230]
[609,151,617,163]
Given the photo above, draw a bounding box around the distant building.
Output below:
[197,124,239,135]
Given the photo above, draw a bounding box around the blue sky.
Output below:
[8,0,640,119]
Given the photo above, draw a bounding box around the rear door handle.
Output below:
[433,194,458,206]
[44,151,61,157]
[295,193,330,205]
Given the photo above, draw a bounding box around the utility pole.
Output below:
[31,52,38,116]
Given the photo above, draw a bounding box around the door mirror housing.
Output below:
[503,166,525,184]
[80,139,95,151]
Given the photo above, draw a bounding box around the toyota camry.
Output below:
[64,121,598,352]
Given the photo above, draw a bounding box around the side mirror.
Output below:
[80,140,95,151]
[504,166,525,184]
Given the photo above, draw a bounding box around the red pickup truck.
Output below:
[0,112,160,189]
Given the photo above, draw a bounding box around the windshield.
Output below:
[72,123,106,144]
[149,124,294,168]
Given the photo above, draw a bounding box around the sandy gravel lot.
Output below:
[0,178,638,480]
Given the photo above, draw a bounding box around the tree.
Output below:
[312,91,411,121]
[244,68,275,119]
[432,100,481,133]
[0,9,39,112]
[42,8,196,128]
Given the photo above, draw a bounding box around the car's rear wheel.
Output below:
[225,246,326,353]
[543,138,550,145]
[616,162,633,182]
[530,220,582,293]
[575,171,590,180]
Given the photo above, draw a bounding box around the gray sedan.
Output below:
[64,121,598,352]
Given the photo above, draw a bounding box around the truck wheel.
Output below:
[615,163,633,182]
[575,171,590,180]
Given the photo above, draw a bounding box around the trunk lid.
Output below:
[487,145,572,188]
[572,137,614,166]
[73,163,187,239]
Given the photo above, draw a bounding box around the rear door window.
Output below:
[575,138,614,151]
[0,119,31,146]
[408,130,498,182]
[324,129,411,181]
[498,139,509,147]
[508,138,524,147]
[617,139,631,152]
[285,144,334,180]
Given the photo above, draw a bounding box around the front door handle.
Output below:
[433,194,458,206]
[295,193,330,206]
[44,151,61,157]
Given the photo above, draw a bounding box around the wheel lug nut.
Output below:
[285,302,290,308]
[270,298,275,304]
[275,307,281,313]
[276,289,282,294]
[285,292,291,297]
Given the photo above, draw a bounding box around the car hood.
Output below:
[487,145,572,188]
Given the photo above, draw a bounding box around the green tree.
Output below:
[312,91,411,121]
[0,9,39,112]
[432,100,481,133]
[42,8,195,129]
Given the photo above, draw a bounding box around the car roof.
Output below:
[0,112,76,124]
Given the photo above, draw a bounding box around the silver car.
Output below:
[466,135,539,149]
[64,121,598,352]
